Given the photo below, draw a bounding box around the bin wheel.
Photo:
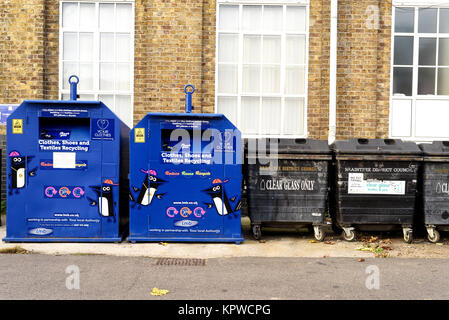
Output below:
[403,230,413,244]
[313,226,326,242]
[427,228,440,243]
[252,225,262,240]
[342,229,356,242]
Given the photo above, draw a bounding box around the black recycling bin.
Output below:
[332,138,422,243]
[419,141,449,243]
[244,139,332,241]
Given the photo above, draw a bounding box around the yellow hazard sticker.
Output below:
[12,119,23,134]
[135,128,145,143]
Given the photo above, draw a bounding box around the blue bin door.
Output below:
[24,112,104,239]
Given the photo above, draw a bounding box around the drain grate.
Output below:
[155,258,207,266]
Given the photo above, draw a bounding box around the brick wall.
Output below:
[133,0,214,126]
[336,0,392,139]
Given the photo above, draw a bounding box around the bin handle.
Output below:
[295,138,307,144]
[69,75,79,101]
[184,84,195,113]
[384,139,395,145]
[357,138,369,145]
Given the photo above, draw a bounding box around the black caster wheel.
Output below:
[252,225,262,240]
[427,229,440,243]
[314,226,326,242]
[403,231,413,244]
[342,229,356,242]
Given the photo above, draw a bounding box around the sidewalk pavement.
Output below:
[1,215,449,259]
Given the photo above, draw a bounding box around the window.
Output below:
[391,6,449,139]
[216,3,308,137]
[59,1,134,127]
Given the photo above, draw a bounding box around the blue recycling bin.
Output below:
[128,85,243,243]
[3,76,129,242]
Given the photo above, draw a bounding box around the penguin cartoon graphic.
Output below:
[87,179,118,220]
[8,151,36,192]
[134,169,166,206]
[203,178,241,216]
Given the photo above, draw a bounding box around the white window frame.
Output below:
[58,0,135,125]
[390,4,449,141]
[215,1,310,138]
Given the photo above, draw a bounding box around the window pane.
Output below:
[286,6,306,32]
[63,62,77,90]
[262,65,280,93]
[263,36,281,64]
[284,98,304,135]
[241,97,259,134]
[79,33,93,61]
[261,98,281,135]
[99,3,114,29]
[243,35,261,64]
[100,33,114,61]
[100,63,114,90]
[418,8,437,33]
[116,63,130,91]
[393,67,413,96]
[394,36,413,65]
[418,67,436,95]
[419,38,436,66]
[63,32,77,60]
[263,6,282,33]
[99,94,115,109]
[218,34,238,63]
[242,5,261,32]
[440,9,449,33]
[243,65,260,94]
[286,35,305,65]
[285,66,305,95]
[438,68,449,95]
[78,94,95,100]
[219,5,239,31]
[218,64,237,94]
[115,95,132,127]
[116,33,130,61]
[63,2,78,28]
[439,39,449,66]
[394,7,414,33]
[116,3,132,30]
[217,96,238,125]
[79,3,95,28]
[79,63,93,90]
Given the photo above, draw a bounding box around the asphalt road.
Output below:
[0,254,448,300]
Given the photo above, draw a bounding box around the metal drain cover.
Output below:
[155,258,206,266]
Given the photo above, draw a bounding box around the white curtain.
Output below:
[241,97,260,134]
[261,97,281,135]
[284,98,304,135]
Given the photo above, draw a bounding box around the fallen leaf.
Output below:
[151,287,169,296]
[323,255,329,258]
[358,258,365,262]
[159,242,168,246]
[259,240,267,244]
[436,243,443,246]
[324,241,335,245]
[309,240,317,243]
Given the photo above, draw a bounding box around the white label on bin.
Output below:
[348,173,405,195]
[53,152,76,169]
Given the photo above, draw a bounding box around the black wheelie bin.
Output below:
[332,138,422,243]
[419,141,449,243]
[244,138,332,241]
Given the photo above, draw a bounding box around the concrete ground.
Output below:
[1,254,449,299]
[1,215,449,259]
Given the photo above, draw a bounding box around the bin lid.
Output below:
[333,138,421,155]
[245,138,331,155]
[419,141,449,156]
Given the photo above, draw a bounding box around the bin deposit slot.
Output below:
[39,117,90,141]
[161,128,214,154]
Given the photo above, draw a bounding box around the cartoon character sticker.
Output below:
[130,169,166,209]
[8,151,37,194]
[203,178,241,217]
[87,179,118,222]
